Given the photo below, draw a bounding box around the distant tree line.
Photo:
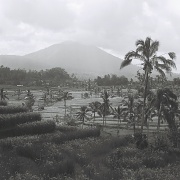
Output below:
[0,66,74,86]
[95,74,128,86]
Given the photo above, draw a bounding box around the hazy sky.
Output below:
[0,0,180,71]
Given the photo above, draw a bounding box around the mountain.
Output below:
[0,41,178,79]
[24,41,140,78]
[0,55,42,70]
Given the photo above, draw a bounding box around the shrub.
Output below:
[0,100,7,106]
[16,143,41,162]
[142,153,167,168]
[0,106,28,114]
[91,135,133,157]
[110,135,133,148]
[0,120,56,138]
[151,132,171,151]
[52,128,100,144]
[43,159,75,177]
[0,112,41,129]
[56,125,77,132]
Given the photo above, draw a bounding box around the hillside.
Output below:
[0,41,179,79]
[24,41,140,78]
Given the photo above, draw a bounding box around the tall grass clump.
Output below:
[0,112,41,129]
[0,100,7,106]
[0,106,28,114]
[0,120,56,138]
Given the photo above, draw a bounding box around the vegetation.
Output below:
[120,37,176,132]
[0,112,41,129]
[0,66,74,86]
[0,100,8,106]
[0,37,180,179]
[0,106,28,114]
[0,120,56,139]
[95,74,128,86]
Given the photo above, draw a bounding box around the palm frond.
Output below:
[154,66,166,77]
[145,37,151,51]
[149,40,159,57]
[165,59,176,69]
[155,56,176,69]
[136,46,144,54]
[168,52,176,59]
[120,59,132,69]
[135,39,144,47]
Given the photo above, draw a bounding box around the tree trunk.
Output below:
[133,117,136,135]
[157,104,162,133]
[141,70,149,133]
[64,100,67,117]
[93,112,95,125]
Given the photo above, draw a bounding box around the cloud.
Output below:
[0,0,179,71]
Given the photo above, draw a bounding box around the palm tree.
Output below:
[156,88,179,147]
[122,94,137,134]
[99,90,112,126]
[156,88,178,131]
[76,106,91,128]
[62,92,73,117]
[113,105,128,130]
[89,101,101,124]
[120,37,176,133]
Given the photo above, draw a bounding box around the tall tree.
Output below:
[120,37,176,132]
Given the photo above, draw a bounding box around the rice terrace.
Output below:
[1,37,180,180]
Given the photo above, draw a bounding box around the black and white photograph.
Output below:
[0,0,180,179]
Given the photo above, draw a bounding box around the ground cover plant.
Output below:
[0,106,28,114]
[0,112,41,129]
[0,100,8,106]
[0,120,56,139]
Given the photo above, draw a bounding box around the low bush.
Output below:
[0,100,7,106]
[16,143,41,162]
[43,159,75,177]
[110,135,133,148]
[52,128,100,144]
[0,106,28,114]
[91,135,133,157]
[0,112,41,129]
[0,120,56,138]
[56,125,77,132]
[142,153,167,168]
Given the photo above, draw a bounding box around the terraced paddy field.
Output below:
[5,89,170,135]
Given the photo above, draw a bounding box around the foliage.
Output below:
[0,106,28,114]
[52,128,100,144]
[0,100,8,106]
[120,37,177,132]
[156,88,180,147]
[0,112,41,130]
[0,120,56,138]
[0,65,73,86]
[76,106,92,127]
[95,74,128,86]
